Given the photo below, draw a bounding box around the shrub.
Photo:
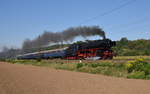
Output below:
[125,58,148,73]
[36,58,41,62]
[145,75,150,79]
[0,59,6,62]
[76,63,84,69]
[55,63,76,71]
[127,71,145,79]
[98,62,114,67]
[125,58,150,79]
[141,64,150,75]
[88,63,99,68]
[87,62,114,68]
[103,69,112,76]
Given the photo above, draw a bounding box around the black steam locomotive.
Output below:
[17,39,116,60]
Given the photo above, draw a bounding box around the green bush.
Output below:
[98,62,114,67]
[76,63,84,69]
[87,62,113,68]
[125,58,150,79]
[36,58,41,62]
[88,63,99,68]
[145,75,150,79]
[77,66,93,73]
[0,59,6,62]
[127,71,145,79]
[55,63,76,71]
[125,58,148,73]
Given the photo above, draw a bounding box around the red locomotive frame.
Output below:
[65,48,114,60]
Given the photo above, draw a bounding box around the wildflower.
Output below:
[126,63,133,69]
[136,58,144,62]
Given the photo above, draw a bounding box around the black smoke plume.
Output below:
[62,26,105,41]
[22,26,105,52]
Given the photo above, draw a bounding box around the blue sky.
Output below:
[0,0,150,50]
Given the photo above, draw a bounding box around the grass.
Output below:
[3,59,128,78]
[2,56,150,80]
[114,56,150,60]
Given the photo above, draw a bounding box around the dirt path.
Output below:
[0,62,150,94]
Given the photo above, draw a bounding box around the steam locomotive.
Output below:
[17,39,116,60]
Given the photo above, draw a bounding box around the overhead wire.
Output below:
[77,0,150,37]
[79,0,137,25]
[107,17,149,30]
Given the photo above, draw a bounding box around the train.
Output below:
[17,39,116,60]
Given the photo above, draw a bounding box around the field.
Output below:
[1,61,150,94]
[3,56,150,80]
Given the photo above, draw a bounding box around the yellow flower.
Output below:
[126,63,133,68]
[127,61,135,64]
[136,58,144,62]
